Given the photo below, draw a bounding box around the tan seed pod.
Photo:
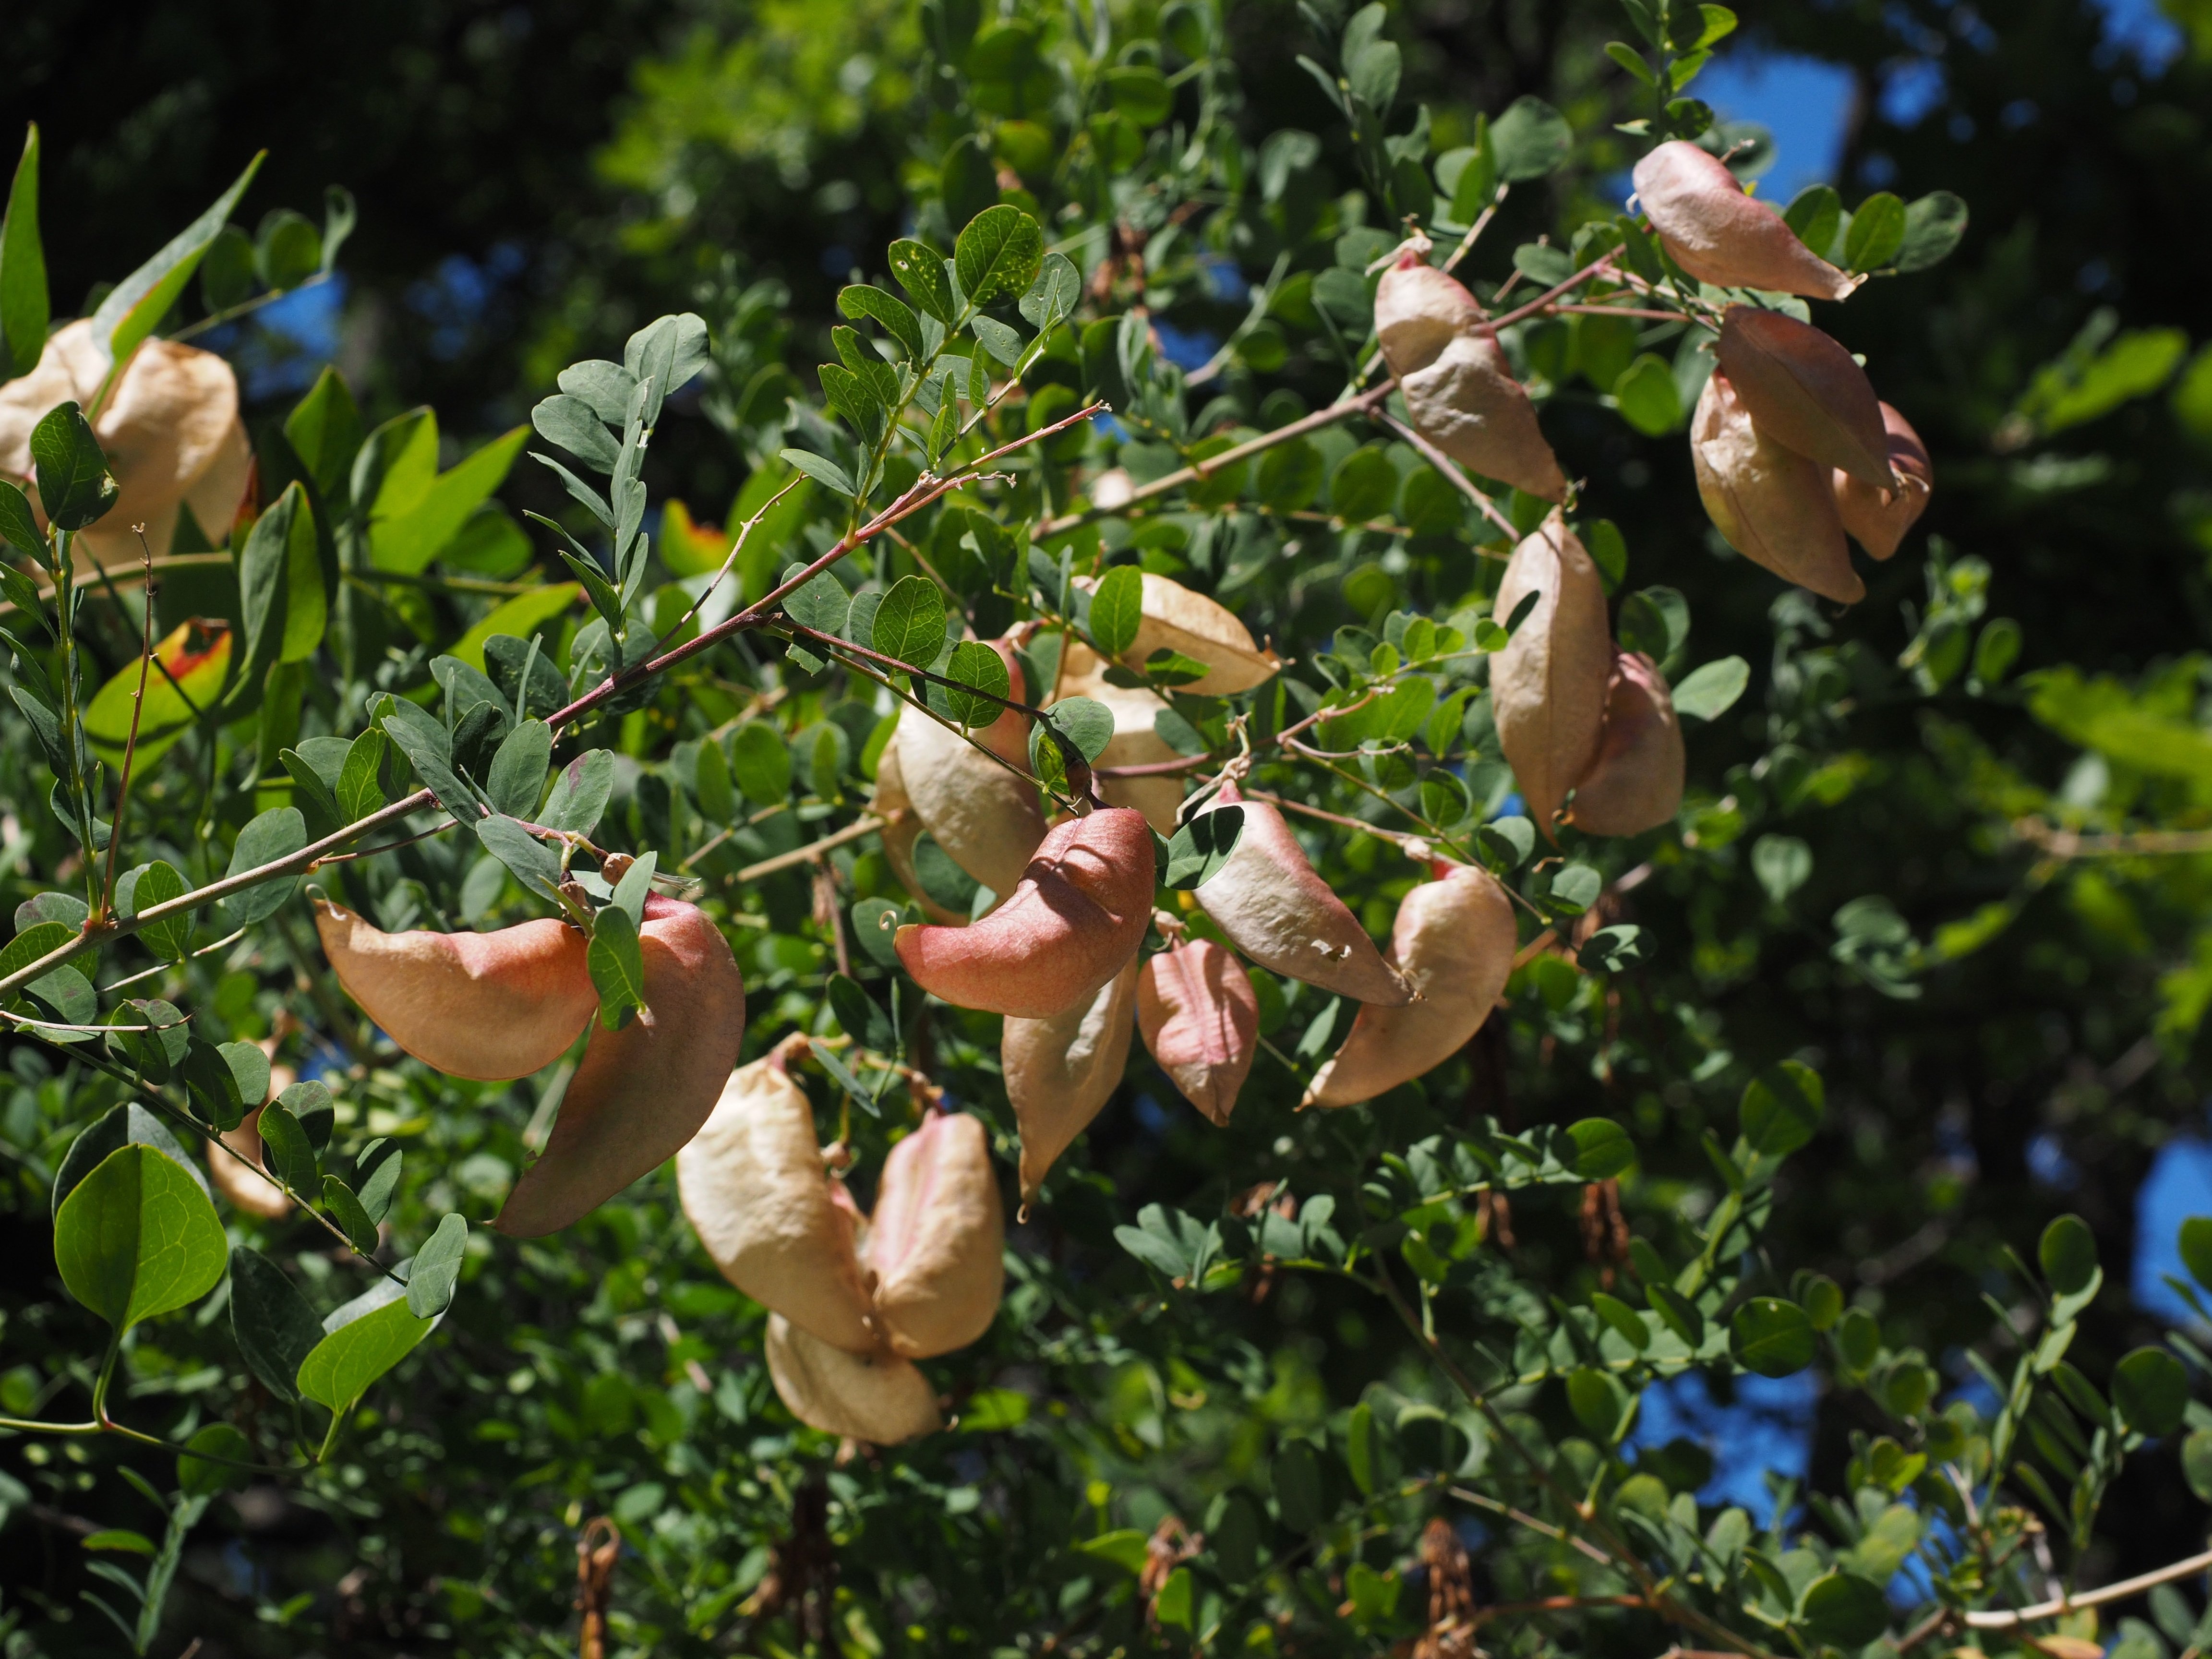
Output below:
[210,1055,295,1220]
[0,319,253,567]
[764,1312,943,1445]
[314,900,599,1081]
[1715,306,1894,489]
[1491,510,1614,838]
[498,898,747,1236]
[1056,642,1184,834]
[675,1046,878,1353]
[1093,573,1282,696]
[896,807,1155,1019]
[1631,141,1859,302]
[1304,863,1516,1107]
[1402,332,1568,504]
[1137,939,1259,1126]
[1374,252,1486,378]
[1006,952,1140,1206]
[888,702,1047,902]
[867,1111,1005,1359]
[1833,401,1933,560]
[870,745,966,925]
[1569,652,1685,838]
[1691,372,1864,604]
[1192,780,1411,1005]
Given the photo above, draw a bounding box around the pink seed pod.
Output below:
[1715,306,1895,489]
[896,808,1155,1019]
[1374,252,1486,378]
[1570,651,1685,838]
[497,897,746,1236]
[1491,511,1614,839]
[1057,642,1183,834]
[1402,333,1568,503]
[866,1111,1005,1360]
[1631,141,1859,302]
[1137,939,1260,1126]
[889,703,1048,902]
[1691,372,1864,604]
[1304,863,1517,1107]
[675,1045,878,1354]
[764,1313,943,1445]
[314,900,598,1081]
[1006,952,1140,1206]
[1833,401,1933,560]
[870,743,967,925]
[1192,780,1412,1005]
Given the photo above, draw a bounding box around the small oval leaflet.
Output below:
[1729,1296,1815,1377]
[1164,804,1243,890]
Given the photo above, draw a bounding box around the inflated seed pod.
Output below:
[1491,511,1614,839]
[1690,372,1863,604]
[1057,642,1184,834]
[895,808,1155,1019]
[1715,306,1894,489]
[1630,141,1858,302]
[1402,333,1568,503]
[1103,573,1282,697]
[674,1045,878,1353]
[1137,940,1259,1126]
[1569,651,1685,838]
[313,900,598,1081]
[870,744,966,925]
[1303,864,1516,1107]
[888,703,1048,902]
[1191,780,1412,1005]
[1374,252,1486,377]
[497,897,746,1236]
[866,1111,1006,1360]
[1833,402,1933,560]
[1006,953,1140,1206]
[764,1313,944,1444]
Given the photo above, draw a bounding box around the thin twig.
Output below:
[1376,410,1522,543]
[734,816,886,884]
[2014,819,2212,858]
[96,532,159,923]
[1962,1547,2212,1628]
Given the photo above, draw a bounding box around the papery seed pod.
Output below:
[0,318,253,568]
[1569,652,1685,838]
[897,808,1154,1018]
[1058,642,1184,834]
[889,703,1048,902]
[675,1046,878,1353]
[1137,940,1259,1126]
[1375,252,1486,378]
[1833,402,1933,560]
[1690,373,1864,604]
[1630,141,1858,302]
[1715,306,1894,489]
[1491,511,1614,838]
[498,898,746,1236]
[314,900,598,1081]
[870,744,966,925]
[764,1312,943,1444]
[211,1055,294,1220]
[1081,573,1281,696]
[1006,953,1140,1205]
[1304,864,1516,1107]
[1402,333,1568,504]
[867,1111,1005,1359]
[1192,781,1412,1005]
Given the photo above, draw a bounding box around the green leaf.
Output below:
[29,402,119,532]
[255,208,321,290]
[474,814,565,908]
[255,1101,318,1193]
[532,392,620,474]
[967,313,1026,367]
[2180,1216,2212,1291]
[1752,834,1811,904]
[485,719,551,819]
[727,724,792,806]
[808,1039,882,1118]
[1843,191,1907,272]
[888,239,954,322]
[1273,1440,1325,1531]
[0,124,48,379]
[1800,1571,1890,1646]
[2185,1429,2212,1502]
[53,1102,205,1216]
[1740,1060,1824,1157]
[1671,656,1748,721]
[1076,1529,1152,1575]
[1018,252,1081,332]
[1567,1366,1629,1438]
[2041,1213,2098,1296]
[1490,96,1572,181]
[54,1144,227,1332]
[780,560,852,639]
[228,1250,321,1407]
[407,1213,469,1318]
[1784,183,1842,260]
[1611,353,1681,435]
[838,284,924,359]
[1730,1297,1815,1377]
[1088,565,1143,658]
[82,1529,156,1555]
[1164,805,1243,890]
[92,149,263,367]
[228,482,320,703]
[1039,695,1115,764]
[1329,446,1397,523]
[0,477,42,560]
[954,204,1045,306]
[1547,863,1602,914]
[1647,1282,1705,1347]
[296,1277,436,1415]
[588,903,648,1029]
[177,1423,253,1497]
[334,726,389,825]
[180,1038,246,1130]
[353,1138,402,1224]
[541,748,615,834]
[1566,1118,1635,1178]
[380,696,482,819]
[1895,190,1968,273]
[283,365,362,500]
[872,574,948,668]
[1605,40,1657,86]
[215,806,307,929]
[371,428,529,575]
[2113,1346,2188,1438]
[935,639,1012,730]
[321,1176,381,1253]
